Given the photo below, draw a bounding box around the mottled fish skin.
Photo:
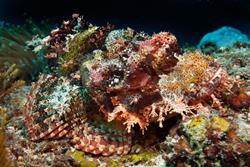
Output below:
[24,74,132,156]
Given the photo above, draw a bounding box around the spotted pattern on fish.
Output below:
[23,74,132,156]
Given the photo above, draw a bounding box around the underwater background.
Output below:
[1,0,250,46]
[0,0,250,167]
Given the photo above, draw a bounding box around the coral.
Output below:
[210,116,230,132]
[212,47,250,84]
[0,64,29,167]
[129,151,159,164]
[161,111,250,167]
[1,14,248,166]
[198,26,250,52]
[2,86,30,115]
[236,115,250,142]
[185,116,208,141]
[0,106,8,129]
[67,148,161,167]
[131,155,166,167]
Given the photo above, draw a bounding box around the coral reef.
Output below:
[209,46,250,86]
[161,111,250,166]
[1,14,250,166]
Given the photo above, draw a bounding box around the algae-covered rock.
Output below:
[185,116,208,141]
[237,115,250,142]
[212,47,250,84]
[162,111,250,167]
[130,151,159,164]
[132,155,167,167]
[210,116,230,132]
[67,150,99,167]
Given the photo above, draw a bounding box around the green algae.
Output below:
[127,151,159,164]
[186,116,208,142]
[210,116,230,132]
[67,150,98,167]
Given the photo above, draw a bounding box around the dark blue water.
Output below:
[0,0,249,46]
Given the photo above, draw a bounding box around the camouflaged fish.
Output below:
[23,74,132,156]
